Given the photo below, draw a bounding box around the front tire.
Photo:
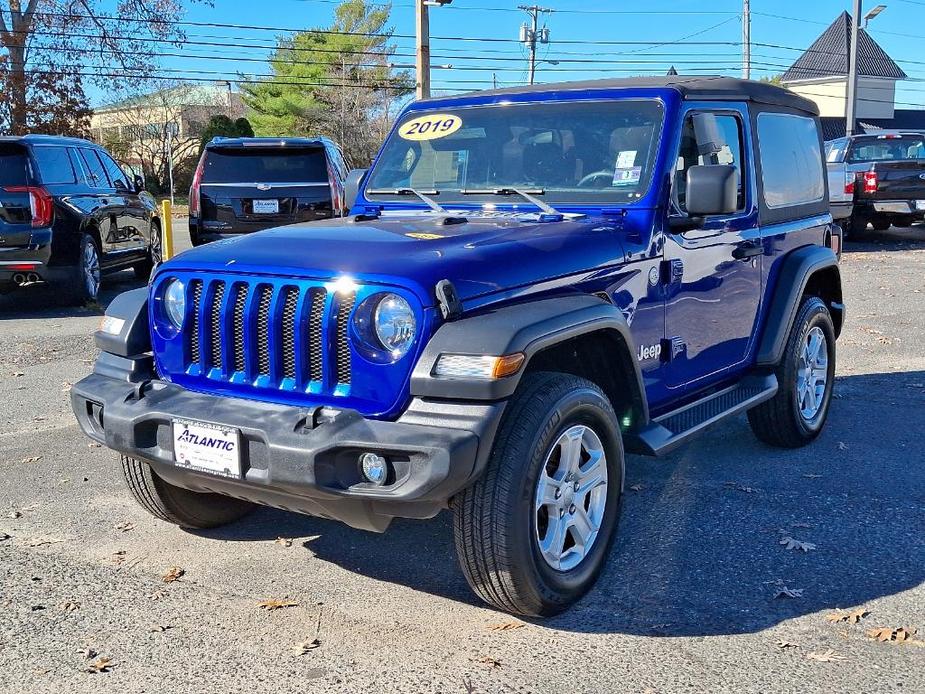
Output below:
[121,456,254,529]
[133,220,162,280]
[747,296,836,448]
[452,372,624,617]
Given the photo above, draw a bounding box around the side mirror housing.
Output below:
[344,168,368,212]
[133,174,145,194]
[684,164,738,216]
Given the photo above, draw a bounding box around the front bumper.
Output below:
[71,356,504,531]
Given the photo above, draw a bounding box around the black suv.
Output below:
[0,135,160,304]
[188,137,347,246]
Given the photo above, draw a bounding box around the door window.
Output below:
[675,112,745,213]
[78,149,112,189]
[32,147,76,184]
[99,152,131,190]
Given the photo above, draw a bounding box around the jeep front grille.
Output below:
[182,277,354,389]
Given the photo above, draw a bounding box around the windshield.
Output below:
[366,99,664,206]
[202,147,329,184]
[846,135,925,163]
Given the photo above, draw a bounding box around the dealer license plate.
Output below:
[172,419,241,478]
[252,199,279,214]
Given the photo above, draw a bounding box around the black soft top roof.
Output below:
[431,75,819,116]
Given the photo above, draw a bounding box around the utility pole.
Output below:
[519,5,551,85]
[846,0,862,135]
[742,0,751,80]
[415,0,430,99]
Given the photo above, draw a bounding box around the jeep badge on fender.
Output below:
[71,76,843,618]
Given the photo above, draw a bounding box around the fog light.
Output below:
[360,452,388,485]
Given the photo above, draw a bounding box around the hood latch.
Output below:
[435,279,463,320]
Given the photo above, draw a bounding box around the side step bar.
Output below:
[625,374,779,456]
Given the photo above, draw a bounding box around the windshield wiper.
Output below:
[366,187,447,213]
[460,187,561,216]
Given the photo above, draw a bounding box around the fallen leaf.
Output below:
[274,537,293,548]
[58,601,80,612]
[628,484,643,492]
[79,647,98,660]
[779,536,816,552]
[826,608,869,624]
[776,639,799,649]
[7,510,21,519]
[474,655,502,668]
[19,456,42,464]
[11,371,24,377]
[773,587,804,599]
[487,622,525,632]
[806,649,845,662]
[295,638,321,654]
[114,522,135,532]
[837,442,849,451]
[257,599,298,611]
[149,625,173,633]
[108,551,127,566]
[0,533,10,542]
[86,656,114,673]
[148,590,168,601]
[867,626,917,643]
[24,536,64,548]
[162,566,184,583]
[802,474,823,479]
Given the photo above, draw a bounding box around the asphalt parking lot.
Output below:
[1,221,923,693]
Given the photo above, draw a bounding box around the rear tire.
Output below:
[60,233,100,306]
[452,372,624,617]
[747,296,836,448]
[871,216,891,231]
[121,455,254,529]
[133,220,162,280]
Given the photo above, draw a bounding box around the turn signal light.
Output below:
[433,352,525,380]
[863,170,878,194]
[3,185,53,227]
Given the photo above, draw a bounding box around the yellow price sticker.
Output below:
[398,113,462,141]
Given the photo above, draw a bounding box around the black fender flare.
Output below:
[94,287,151,357]
[410,294,648,420]
[755,245,843,367]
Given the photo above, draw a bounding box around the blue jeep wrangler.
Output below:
[72,77,843,617]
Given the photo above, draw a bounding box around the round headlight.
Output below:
[163,278,186,328]
[374,293,416,358]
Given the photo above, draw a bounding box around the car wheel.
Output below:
[452,372,624,617]
[121,455,254,529]
[133,220,162,280]
[748,296,836,448]
[61,233,101,305]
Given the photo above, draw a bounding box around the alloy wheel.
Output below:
[796,325,828,420]
[83,241,100,298]
[534,424,609,572]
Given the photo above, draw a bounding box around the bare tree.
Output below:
[0,0,204,135]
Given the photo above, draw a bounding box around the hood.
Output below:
[164,212,628,306]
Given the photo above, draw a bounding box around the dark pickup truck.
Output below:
[826,131,925,235]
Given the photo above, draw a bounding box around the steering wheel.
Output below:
[577,170,614,188]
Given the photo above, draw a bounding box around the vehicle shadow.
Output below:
[199,369,925,635]
[842,223,925,253]
[0,270,144,318]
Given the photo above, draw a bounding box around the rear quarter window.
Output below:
[0,145,30,186]
[32,146,76,184]
[757,113,825,208]
[201,148,329,184]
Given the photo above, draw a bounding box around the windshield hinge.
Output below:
[435,279,463,320]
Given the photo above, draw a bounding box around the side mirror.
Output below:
[133,174,145,194]
[684,164,738,216]
[344,168,368,212]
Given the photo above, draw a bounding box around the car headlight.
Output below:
[163,278,185,328]
[373,293,416,358]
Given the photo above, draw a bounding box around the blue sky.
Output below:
[93,0,925,109]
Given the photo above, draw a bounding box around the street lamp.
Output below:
[863,4,887,27]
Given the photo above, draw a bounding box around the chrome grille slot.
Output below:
[307,288,326,383]
[188,279,203,365]
[255,285,273,377]
[280,286,299,380]
[335,291,356,385]
[231,283,248,373]
[208,281,225,370]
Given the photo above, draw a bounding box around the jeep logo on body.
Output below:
[637,343,662,362]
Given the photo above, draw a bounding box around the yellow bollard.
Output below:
[160,199,174,262]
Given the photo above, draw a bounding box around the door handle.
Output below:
[732,242,763,260]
